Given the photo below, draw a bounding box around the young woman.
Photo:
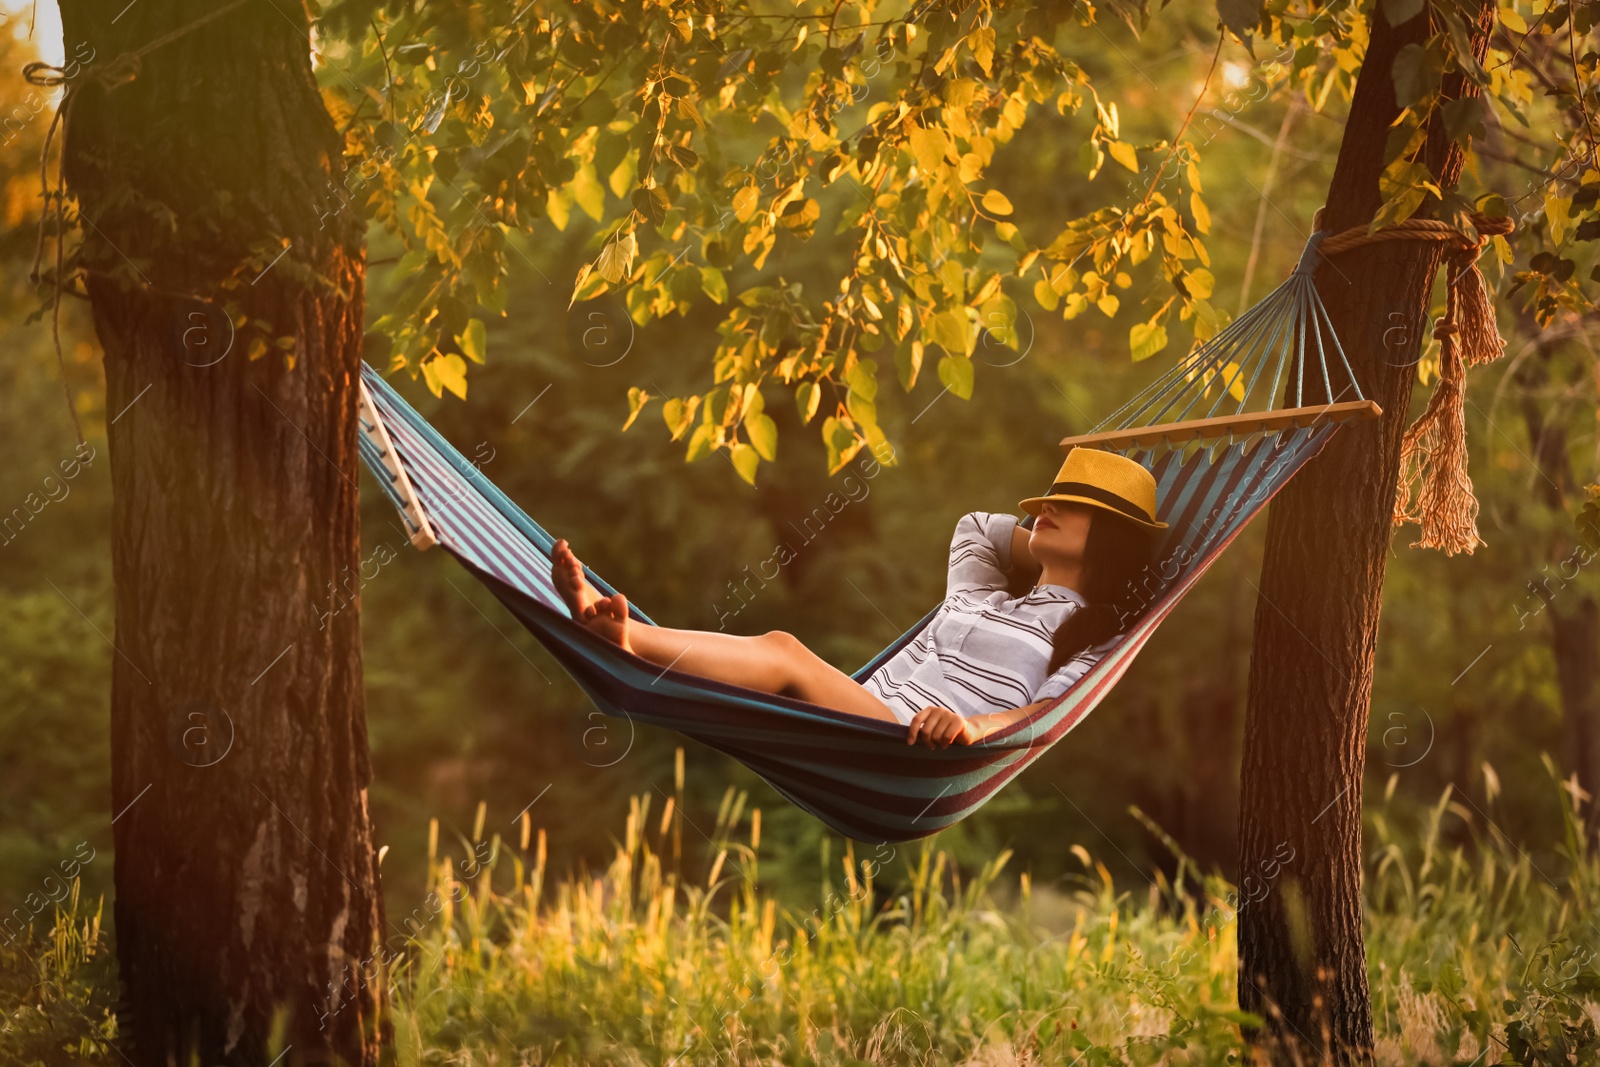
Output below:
[550,449,1165,748]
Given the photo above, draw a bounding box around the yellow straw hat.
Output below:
[1019,448,1167,530]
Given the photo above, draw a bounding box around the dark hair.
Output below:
[1045,506,1160,673]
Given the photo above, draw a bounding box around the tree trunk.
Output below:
[57,2,384,1064]
[1515,333,1600,810]
[1552,597,1600,800]
[1236,2,1495,1060]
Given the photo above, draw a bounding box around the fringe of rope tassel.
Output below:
[1319,215,1513,555]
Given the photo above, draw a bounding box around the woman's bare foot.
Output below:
[551,539,602,619]
[581,593,634,654]
[551,540,634,652]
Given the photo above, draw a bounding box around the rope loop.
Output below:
[24,52,142,92]
[1309,210,1516,556]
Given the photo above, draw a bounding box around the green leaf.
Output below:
[938,353,975,399]
[1442,97,1487,145]
[685,423,715,462]
[845,358,878,400]
[704,382,732,427]
[926,307,972,355]
[746,412,778,461]
[631,185,670,225]
[981,189,1014,216]
[1391,43,1443,108]
[1129,321,1169,362]
[1079,139,1105,179]
[1218,0,1263,39]
[796,381,821,423]
[822,416,861,474]
[979,294,1018,348]
[663,396,698,440]
[459,319,487,364]
[730,442,760,484]
[845,388,876,429]
[700,266,728,304]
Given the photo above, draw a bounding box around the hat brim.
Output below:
[1019,492,1168,530]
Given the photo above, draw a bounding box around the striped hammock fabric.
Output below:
[358,233,1366,844]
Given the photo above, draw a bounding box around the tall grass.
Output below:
[5,753,1598,1065]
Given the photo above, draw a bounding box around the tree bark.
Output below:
[57,1,384,1063]
[1236,2,1495,1060]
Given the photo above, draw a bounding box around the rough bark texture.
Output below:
[57,1,384,1063]
[1236,2,1495,1060]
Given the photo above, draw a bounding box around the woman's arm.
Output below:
[1010,522,1041,580]
[947,512,1029,598]
[905,701,1049,748]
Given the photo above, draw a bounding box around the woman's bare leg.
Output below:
[551,540,898,722]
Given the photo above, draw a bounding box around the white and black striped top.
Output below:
[862,512,1099,726]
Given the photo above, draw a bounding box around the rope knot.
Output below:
[23,52,142,93]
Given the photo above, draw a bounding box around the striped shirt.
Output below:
[862,512,1100,726]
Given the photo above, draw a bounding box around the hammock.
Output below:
[357,231,1381,844]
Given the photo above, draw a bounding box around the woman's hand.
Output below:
[906,706,981,748]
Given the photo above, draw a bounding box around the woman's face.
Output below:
[1029,499,1093,563]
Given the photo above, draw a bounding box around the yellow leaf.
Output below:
[733,185,759,223]
[1498,6,1527,33]
[597,232,637,284]
[730,443,759,484]
[1129,321,1168,362]
[1184,268,1215,300]
[428,353,468,400]
[968,26,996,76]
[908,125,952,177]
[1190,192,1211,234]
[1108,141,1139,173]
[981,189,1013,216]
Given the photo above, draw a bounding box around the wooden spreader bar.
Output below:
[1059,399,1383,453]
[358,381,440,551]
